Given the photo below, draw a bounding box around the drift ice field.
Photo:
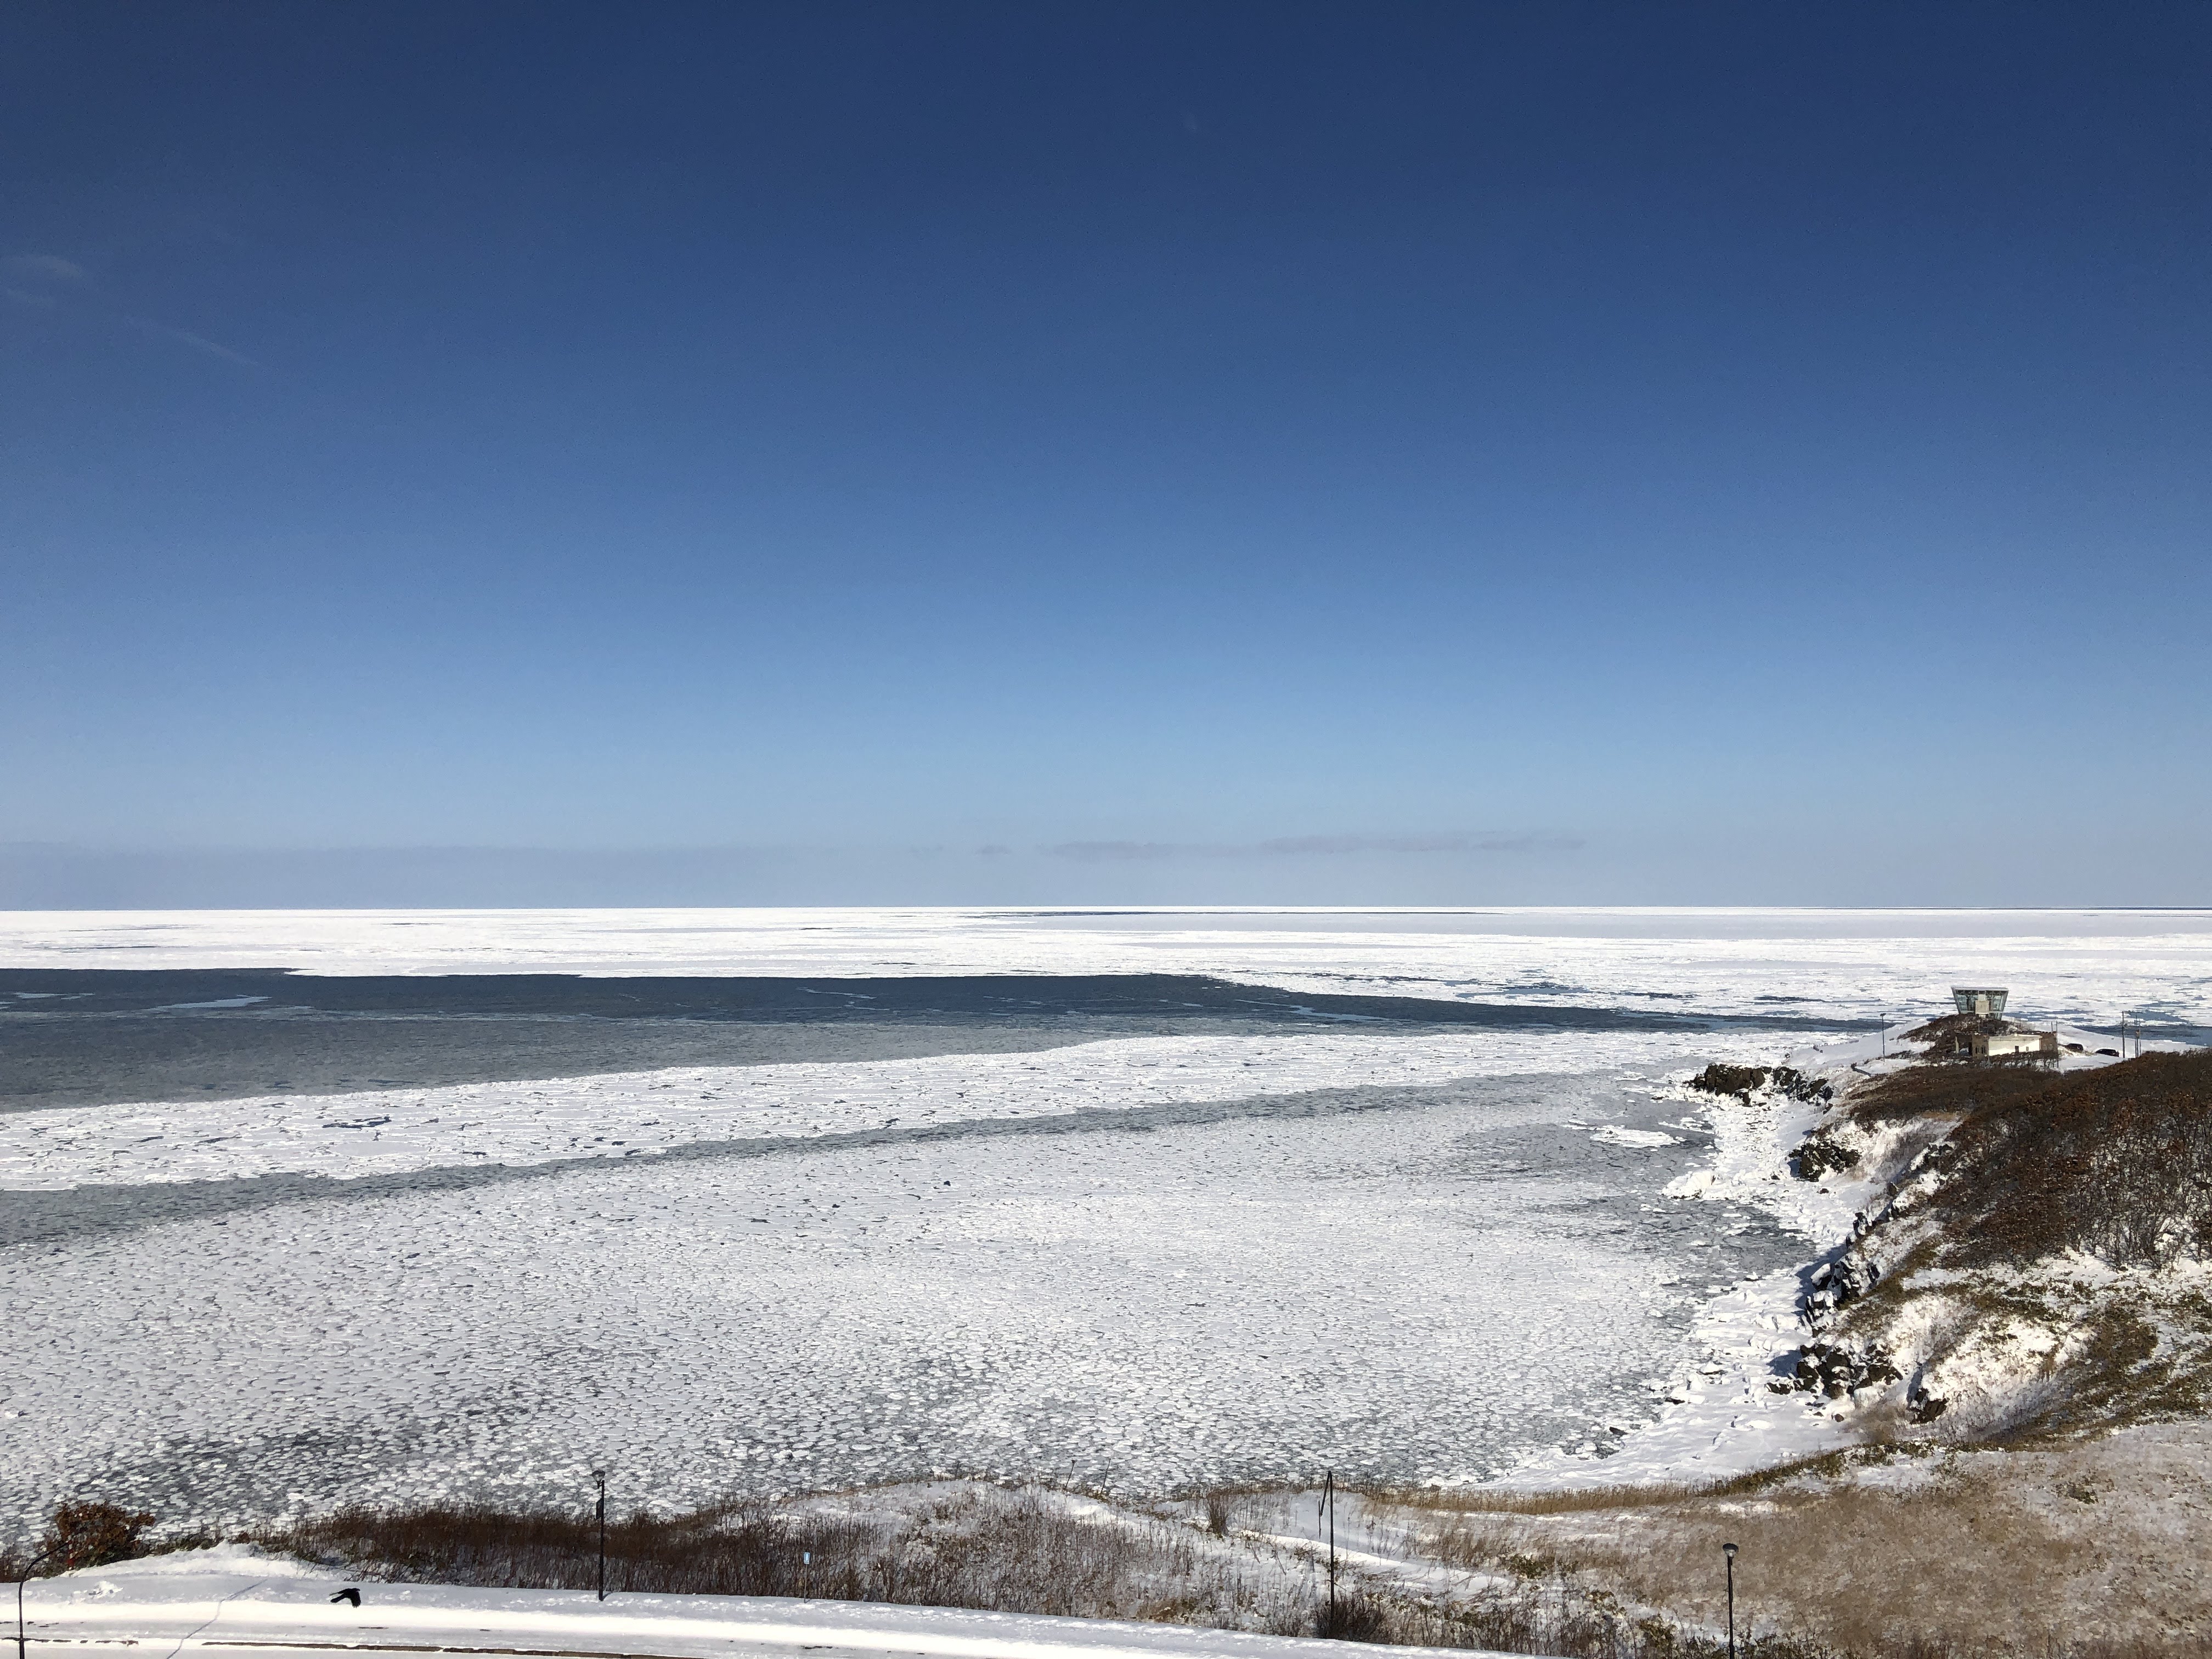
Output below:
[2,907,2207,1541]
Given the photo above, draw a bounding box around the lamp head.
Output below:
[1723,1542,1739,1561]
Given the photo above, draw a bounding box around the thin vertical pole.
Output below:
[1724,1542,1738,1659]
[1327,1470,1336,1622]
[1320,1469,1338,1630]
[594,1470,607,1602]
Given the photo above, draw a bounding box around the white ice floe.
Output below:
[2,1043,1776,1533]
[1589,1126,1681,1149]
[3,906,2207,1027]
[0,1029,1769,1192]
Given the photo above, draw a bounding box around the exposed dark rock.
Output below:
[1906,1370,1949,1422]
[1689,1062,1833,1103]
[1801,1251,1881,1319]
[1769,1066,1836,1104]
[1791,1132,1860,1181]
[1689,1063,1771,1098]
[1792,1340,1902,1398]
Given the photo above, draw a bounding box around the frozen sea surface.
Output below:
[2,1058,1795,1537]
[3,908,2203,1541]
[4,905,2207,1029]
[1,1029,1761,1191]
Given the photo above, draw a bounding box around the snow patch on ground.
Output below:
[19,1544,1508,1659]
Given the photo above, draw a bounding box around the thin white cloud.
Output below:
[1254,832,1582,855]
[1,253,87,281]
[124,316,258,368]
[1043,831,1583,861]
[3,286,58,309]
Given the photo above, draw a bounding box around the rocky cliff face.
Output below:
[1781,1049,2212,1440]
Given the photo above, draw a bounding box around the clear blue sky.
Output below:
[3,2,2207,907]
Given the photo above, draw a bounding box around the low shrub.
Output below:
[44,1502,156,1572]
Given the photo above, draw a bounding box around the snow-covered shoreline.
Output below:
[1487,1040,1878,1491]
[1507,1014,2206,1494]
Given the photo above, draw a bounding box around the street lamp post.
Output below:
[15,1544,58,1659]
[1723,1542,1739,1659]
[1317,1470,1338,1632]
[592,1470,608,1602]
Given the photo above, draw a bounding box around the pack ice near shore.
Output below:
[2,907,2203,1536]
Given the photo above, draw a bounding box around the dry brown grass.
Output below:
[1934,1052,2212,1269]
[1378,1481,1715,1515]
[30,1441,2212,1659]
[242,1486,1772,1657]
[1372,1425,2212,1659]
[258,1488,1311,1629]
[1849,1053,2064,1126]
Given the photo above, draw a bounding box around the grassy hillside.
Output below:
[1806,1051,2212,1438]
